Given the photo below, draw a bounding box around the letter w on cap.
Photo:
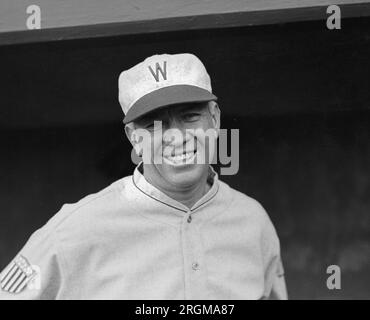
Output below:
[148,61,167,82]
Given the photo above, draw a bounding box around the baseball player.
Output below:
[0,53,287,299]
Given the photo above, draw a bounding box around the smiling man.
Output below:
[125,101,219,209]
[0,53,287,300]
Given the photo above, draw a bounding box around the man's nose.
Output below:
[162,118,188,146]
[167,115,183,130]
[163,128,184,147]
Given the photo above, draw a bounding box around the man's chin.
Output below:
[161,163,207,187]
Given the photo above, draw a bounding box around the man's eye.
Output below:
[183,113,201,122]
[144,123,154,129]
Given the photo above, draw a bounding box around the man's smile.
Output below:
[163,149,197,165]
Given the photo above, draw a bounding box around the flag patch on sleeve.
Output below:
[0,255,37,294]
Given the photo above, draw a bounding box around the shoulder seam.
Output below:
[48,187,116,233]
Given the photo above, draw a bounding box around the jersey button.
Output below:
[187,215,192,223]
[192,262,200,271]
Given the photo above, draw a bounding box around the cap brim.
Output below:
[123,84,217,124]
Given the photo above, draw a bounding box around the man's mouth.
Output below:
[163,150,197,165]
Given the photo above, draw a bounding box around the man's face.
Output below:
[128,102,220,190]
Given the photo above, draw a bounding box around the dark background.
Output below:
[0,17,369,299]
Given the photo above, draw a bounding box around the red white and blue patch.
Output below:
[0,255,36,294]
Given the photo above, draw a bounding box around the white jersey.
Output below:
[0,163,287,299]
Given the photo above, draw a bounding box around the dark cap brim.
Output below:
[123,84,217,124]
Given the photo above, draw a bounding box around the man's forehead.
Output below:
[135,102,207,123]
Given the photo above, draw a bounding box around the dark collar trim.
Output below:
[190,183,219,212]
[132,175,188,213]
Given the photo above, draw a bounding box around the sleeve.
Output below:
[0,226,64,300]
[268,257,288,300]
[260,210,288,300]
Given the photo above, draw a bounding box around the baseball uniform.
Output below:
[1,53,287,300]
[0,162,287,299]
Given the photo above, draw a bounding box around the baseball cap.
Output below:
[118,53,217,124]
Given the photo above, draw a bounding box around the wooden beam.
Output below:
[0,2,370,46]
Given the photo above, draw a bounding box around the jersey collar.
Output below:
[132,162,219,214]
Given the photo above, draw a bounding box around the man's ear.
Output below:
[124,122,135,146]
[208,101,221,136]
[124,122,142,157]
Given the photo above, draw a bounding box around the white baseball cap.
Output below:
[118,53,217,124]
